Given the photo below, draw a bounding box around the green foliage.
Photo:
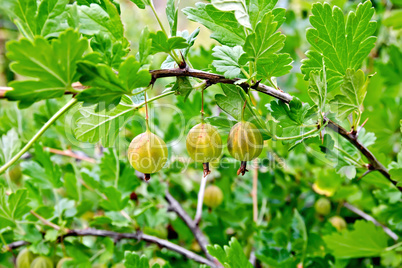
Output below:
[2,0,69,39]
[268,97,316,141]
[74,95,136,147]
[323,221,389,258]
[330,69,370,126]
[149,31,188,55]
[76,56,151,108]
[6,29,88,108]
[207,237,253,268]
[0,188,31,228]
[0,0,401,267]
[212,45,244,79]
[301,1,377,91]
[183,3,246,46]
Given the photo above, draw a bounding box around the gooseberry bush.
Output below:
[0,0,401,267]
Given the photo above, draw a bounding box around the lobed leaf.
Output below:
[301,1,376,91]
[74,95,136,147]
[212,45,244,79]
[183,3,246,46]
[6,29,88,108]
[323,220,388,258]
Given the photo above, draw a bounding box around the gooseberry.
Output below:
[56,257,72,268]
[30,256,53,268]
[149,257,166,267]
[186,123,222,176]
[314,197,331,216]
[128,130,168,181]
[227,121,263,175]
[329,216,347,231]
[16,248,34,268]
[203,185,223,208]
[9,164,22,183]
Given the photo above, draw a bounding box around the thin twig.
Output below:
[2,229,215,266]
[356,170,372,181]
[252,159,258,223]
[165,190,217,265]
[194,174,209,225]
[343,202,399,241]
[30,210,61,231]
[45,147,96,163]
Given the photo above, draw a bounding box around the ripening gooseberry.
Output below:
[186,123,222,175]
[16,248,34,268]
[56,258,72,268]
[227,121,263,175]
[329,216,347,231]
[128,130,168,180]
[203,185,223,208]
[30,257,53,268]
[314,197,331,216]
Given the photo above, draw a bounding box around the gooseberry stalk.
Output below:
[0,98,78,175]
[144,91,150,131]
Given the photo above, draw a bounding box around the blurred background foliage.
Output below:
[0,0,401,267]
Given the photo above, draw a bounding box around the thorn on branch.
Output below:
[179,52,187,69]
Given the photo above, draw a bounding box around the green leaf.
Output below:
[166,0,178,36]
[100,186,129,211]
[323,220,388,258]
[100,149,119,182]
[212,45,244,79]
[0,129,21,165]
[207,237,253,268]
[136,27,152,65]
[329,69,369,122]
[124,251,149,268]
[90,34,130,69]
[301,1,377,91]
[239,11,291,79]
[267,98,317,142]
[211,0,251,29]
[308,68,327,114]
[21,143,62,188]
[172,77,193,101]
[74,95,136,147]
[215,84,270,139]
[45,229,59,242]
[383,9,402,29]
[240,12,285,64]
[245,0,281,29]
[183,3,246,46]
[375,45,402,86]
[0,188,31,228]
[6,29,88,108]
[255,53,292,80]
[3,0,69,39]
[150,31,188,54]
[161,28,200,68]
[76,0,128,45]
[76,56,151,108]
[64,172,79,201]
[129,0,150,9]
[291,210,308,261]
[205,116,237,133]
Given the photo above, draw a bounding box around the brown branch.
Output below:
[2,228,215,266]
[45,147,96,163]
[1,68,395,188]
[30,210,61,231]
[343,202,399,241]
[165,190,218,266]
